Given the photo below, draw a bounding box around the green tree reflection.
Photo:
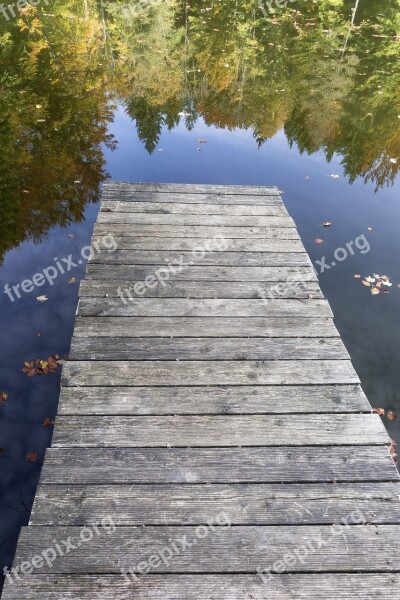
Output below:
[0,0,399,261]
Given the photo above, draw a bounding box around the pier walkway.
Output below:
[3,183,400,599]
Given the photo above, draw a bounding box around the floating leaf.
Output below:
[25,452,38,462]
[387,411,397,421]
[371,287,380,295]
[0,392,8,402]
[67,233,77,239]
[362,280,371,287]
[68,276,77,285]
[323,221,332,227]
[42,417,55,427]
[36,295,48,302]
[372,408,385,416]
[314,238,324,244]
[354,274,361,279]
[365,276,376,283]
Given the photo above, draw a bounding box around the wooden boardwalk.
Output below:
[3,183,400,599]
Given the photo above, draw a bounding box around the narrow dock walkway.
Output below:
[4,183,400,599]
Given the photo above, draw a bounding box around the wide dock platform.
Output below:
[3,183,400,599]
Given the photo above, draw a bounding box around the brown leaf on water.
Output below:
[0,392,8,402]
[314,238,324,244]
[371,287,380,295]
[372,407,385,416]
[42,417,55,427]
[354,274,361,279]
[25,452,38,462]
[362,280,371,287]
[67,233,77,239]
[22,355,61,376]
[387,411,397,421]
[68,276,77,285]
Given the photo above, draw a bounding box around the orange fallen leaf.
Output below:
[371,287,380,295]
[25,452,38,462]
[372,408,385,415]
[0,392,8,402]
[362,280,371,287]
[42,417,55,427]
[314,238,324,244]
[354,274,361,279]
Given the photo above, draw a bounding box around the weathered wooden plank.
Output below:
[77,298,332,318]
[89,250,312,267]
[86,264,317,282]
[3,574,400,600]
[92,236,306,252]
[12,525,400,573]
[69,337,347,361]
[73,317,339,338]
[51,414,387,447]
[58,384,371,415]
[94,224,299,238]
[40,446,400,484]
[79,280,323,299]
[103,191,282,204]
[103,182,279,195]
[62,360,358,387]
[98,213,292,227]
[30,482,400,526]
[101,200,287,216]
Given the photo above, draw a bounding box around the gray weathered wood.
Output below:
[94,224,299,238]
[69,337,347,361]
[103,191,282,204]
[77,298,331,318]
[89,250,312,267]
[40,446,400,484]
[58,384,371,415]
[103,182,279,195]
[98,213,292,227]
[101,200,287,216]
[30,482,400,526]
[51,414,387,447]
[79,279,323,299]
[92,236,306,252]
[3,574,400,600]
[86,264,317,281]
[73,317,339,338]
[62,360,358,387]
[13,525,400,573]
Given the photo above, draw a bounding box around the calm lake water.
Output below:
[0,0,400,587]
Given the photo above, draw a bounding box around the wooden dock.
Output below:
[3,183,400,599]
